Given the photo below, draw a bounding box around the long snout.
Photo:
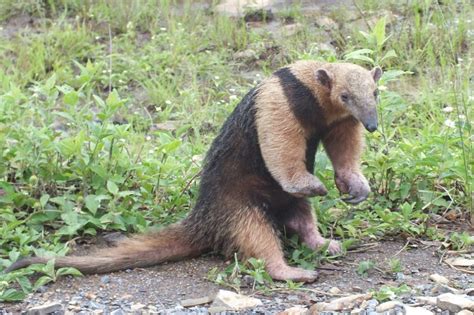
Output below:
[361,109,378,133]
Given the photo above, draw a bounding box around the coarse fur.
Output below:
[5,60,382,282]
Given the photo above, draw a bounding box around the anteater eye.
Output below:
[373,89,379,98]
[340,93,349,102]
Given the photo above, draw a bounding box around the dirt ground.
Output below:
[2,239,472,313]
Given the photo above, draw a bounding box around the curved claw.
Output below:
[342,194,368,204]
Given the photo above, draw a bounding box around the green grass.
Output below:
[0,0,472,302]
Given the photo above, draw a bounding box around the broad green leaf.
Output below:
[63,91,79,106]
[380,49,398,63]
[16,276,32,293]
[39,194,50,208]
[56,267,82,277]
[85,195,100,215]
[373,17,386,49]
[0,289,26,302]
[107,181,119,195]
[33,276,53,290]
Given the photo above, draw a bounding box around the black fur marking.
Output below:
[274,67,327,132]
[305,135,319,173]
[184,88,295,253]
[274,67,325,173]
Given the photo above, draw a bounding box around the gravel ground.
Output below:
[2,239,472,314]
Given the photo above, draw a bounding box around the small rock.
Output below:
[430,273,449,285]
[376,301,403,312]
[85,292,97,300]
[281,23,304,37]
[432,284,462,295]
[233,49,258,61]
[466,288,474,296]
[457,310,474,315]
[416,296,437,305]
[131,303,145,311]
[287,295,300,301]
[110,310,125,315]
[100,275,110,284]
[315,16,338,30]
[278,306,309,315]
[26,302,63,315]
[152,121,178,132]
[180,296,213,307]
[210,289,262,311]
[366,299,379,309]
[121,294,133,300]
[328,287,342,295]
[396,272,405,281]
[310,293,372,312]
[404,305,434,315]
[352,286,364,293]
[437,293,474,312]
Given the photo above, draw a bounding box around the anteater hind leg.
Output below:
[231,207,319,283]
[280,199,341,255]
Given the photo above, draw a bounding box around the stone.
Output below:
[314,16,338,30]
[215,0,272,16]
[457,310,474,315]
[120,294,133,300]
[26,302,63,315]
[279,306,309,315]
[310,293,372,312]
[404,305,434,315]
[110,310,125,315]
[430,273,449,285]
[281,23,304,37]
[352,286,364,293]
[376,301,403,312]
[209,290,262,311]
[437,293,474,312]
[329,287,342,295]
[432,284,462,295]
[180,296,213,307]
[85,292,97,300]
[416,296,437,305]
[152,121,179,132]
[131,303,146,311]
[233,49,258,61]
[100,275,110,284]
[396,272,405,281]
[446,257,474,267]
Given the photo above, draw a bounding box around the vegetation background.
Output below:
[0,0,472,302]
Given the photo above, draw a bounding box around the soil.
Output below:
[2,239,472,313]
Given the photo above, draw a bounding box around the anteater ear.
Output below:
[371,66,383,82]
[315,69,333,90]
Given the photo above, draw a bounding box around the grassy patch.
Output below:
[0,0,472,301]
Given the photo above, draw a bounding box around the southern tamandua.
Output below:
[6,60,382,282]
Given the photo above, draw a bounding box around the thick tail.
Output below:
[4,223,207,274]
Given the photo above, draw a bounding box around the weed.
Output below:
[357,260,375,276]
[372,284,411,302]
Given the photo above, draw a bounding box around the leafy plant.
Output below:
[372,284,411,302]
[357,260,375,276]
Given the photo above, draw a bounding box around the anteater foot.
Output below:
[267,264,319,283]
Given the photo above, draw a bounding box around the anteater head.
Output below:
[316,64,383,132]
